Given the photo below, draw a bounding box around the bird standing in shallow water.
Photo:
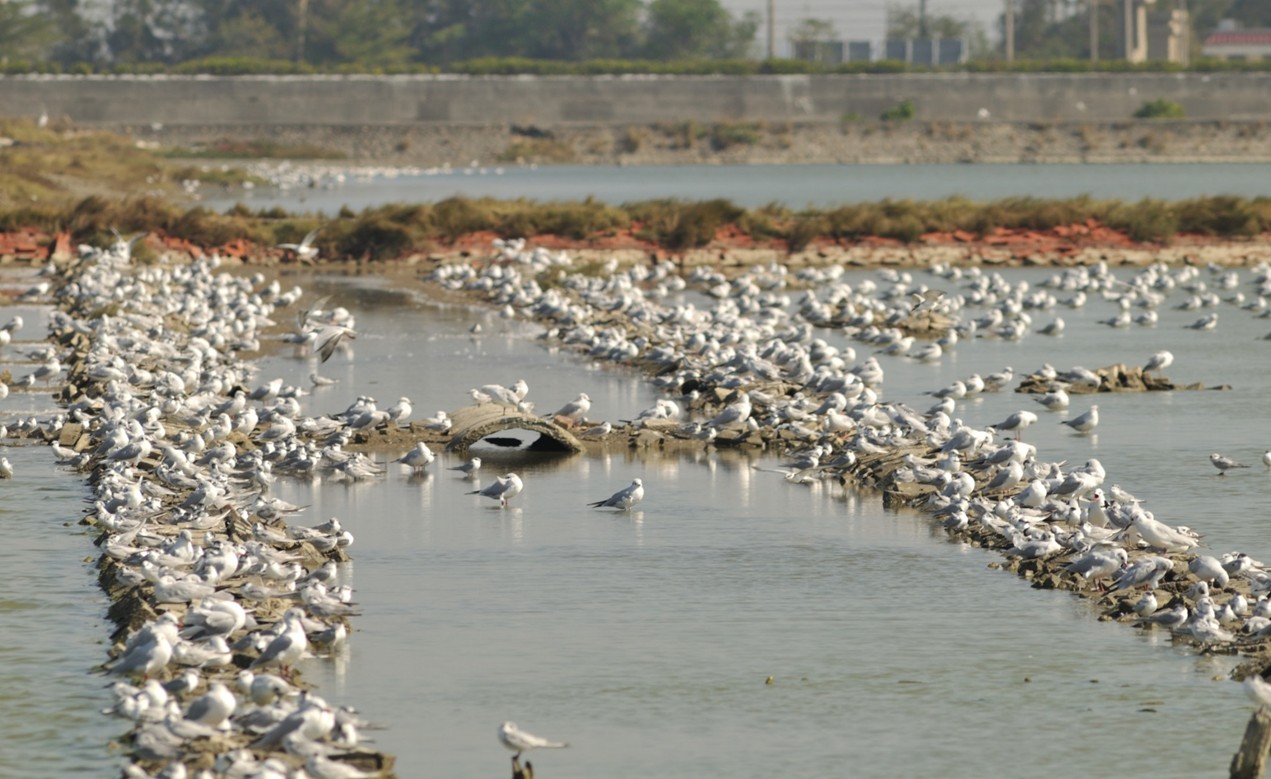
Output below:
[448,456,481,479]
[469,473,523,508]
[589,478,644,511]
[1059,404,1098,434]
[1210,452,1249,475]
[393,442,434,473]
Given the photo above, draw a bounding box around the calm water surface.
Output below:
[206,162,1271,213]
[253,265,1264,778]
[0,327,119,777]
[3,201,1271,776]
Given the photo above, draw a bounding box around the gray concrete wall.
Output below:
[1,73,1268,127]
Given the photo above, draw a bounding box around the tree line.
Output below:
[2,0,1269,72]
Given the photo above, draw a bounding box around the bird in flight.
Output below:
[277,227,321,262]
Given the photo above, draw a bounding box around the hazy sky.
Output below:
[722,0,1004,57]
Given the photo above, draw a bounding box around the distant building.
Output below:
[846,41,874,63]
[792,40,844,66]
[1201,29,1271,61]
[881,38,967,66]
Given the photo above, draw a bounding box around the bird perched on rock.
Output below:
[706,391,751,429]
[469,473,523,508]
[1210,452,1250,475]
[184,681,236,728]
[1111,555,1174,592]
[498,721,568,758]
[249,609,308,677]
[385,396,413,426]
[1143,350,1173,376]
[1033,388,1070,411]
[548,392,591,427]
[589,478,644,511]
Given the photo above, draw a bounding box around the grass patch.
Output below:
[709,121,763,151]
[497,138,575,164]
[0,118,267,209]
[161,139,346,160]
[3,191,1270,259]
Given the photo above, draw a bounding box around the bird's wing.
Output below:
[298,294,333,329]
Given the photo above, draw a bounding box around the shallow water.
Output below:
[259,264,1266,778]
[3,255,1270,776]
[0,444,121,776]
[205,161,1271,213]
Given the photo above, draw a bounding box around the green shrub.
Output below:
[880,100,916,122]
[709,121,762,151]
[340,215,417,260]
[784,214,827,252]
[1133,98,1185,119]
[1108,199,1176,242]
[1173,195,1261,236]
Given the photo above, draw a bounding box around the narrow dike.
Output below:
[42,245,394,776]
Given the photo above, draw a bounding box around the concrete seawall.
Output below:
[2,73,1270,127]
[4,74,1270,167]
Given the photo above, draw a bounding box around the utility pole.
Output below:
[296,0,309,65]
[919,0,929,38]
[1122,0,1132,60]
[1005,0,1015,62]
[1090,0,1099,62]
[767,0,775,59]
